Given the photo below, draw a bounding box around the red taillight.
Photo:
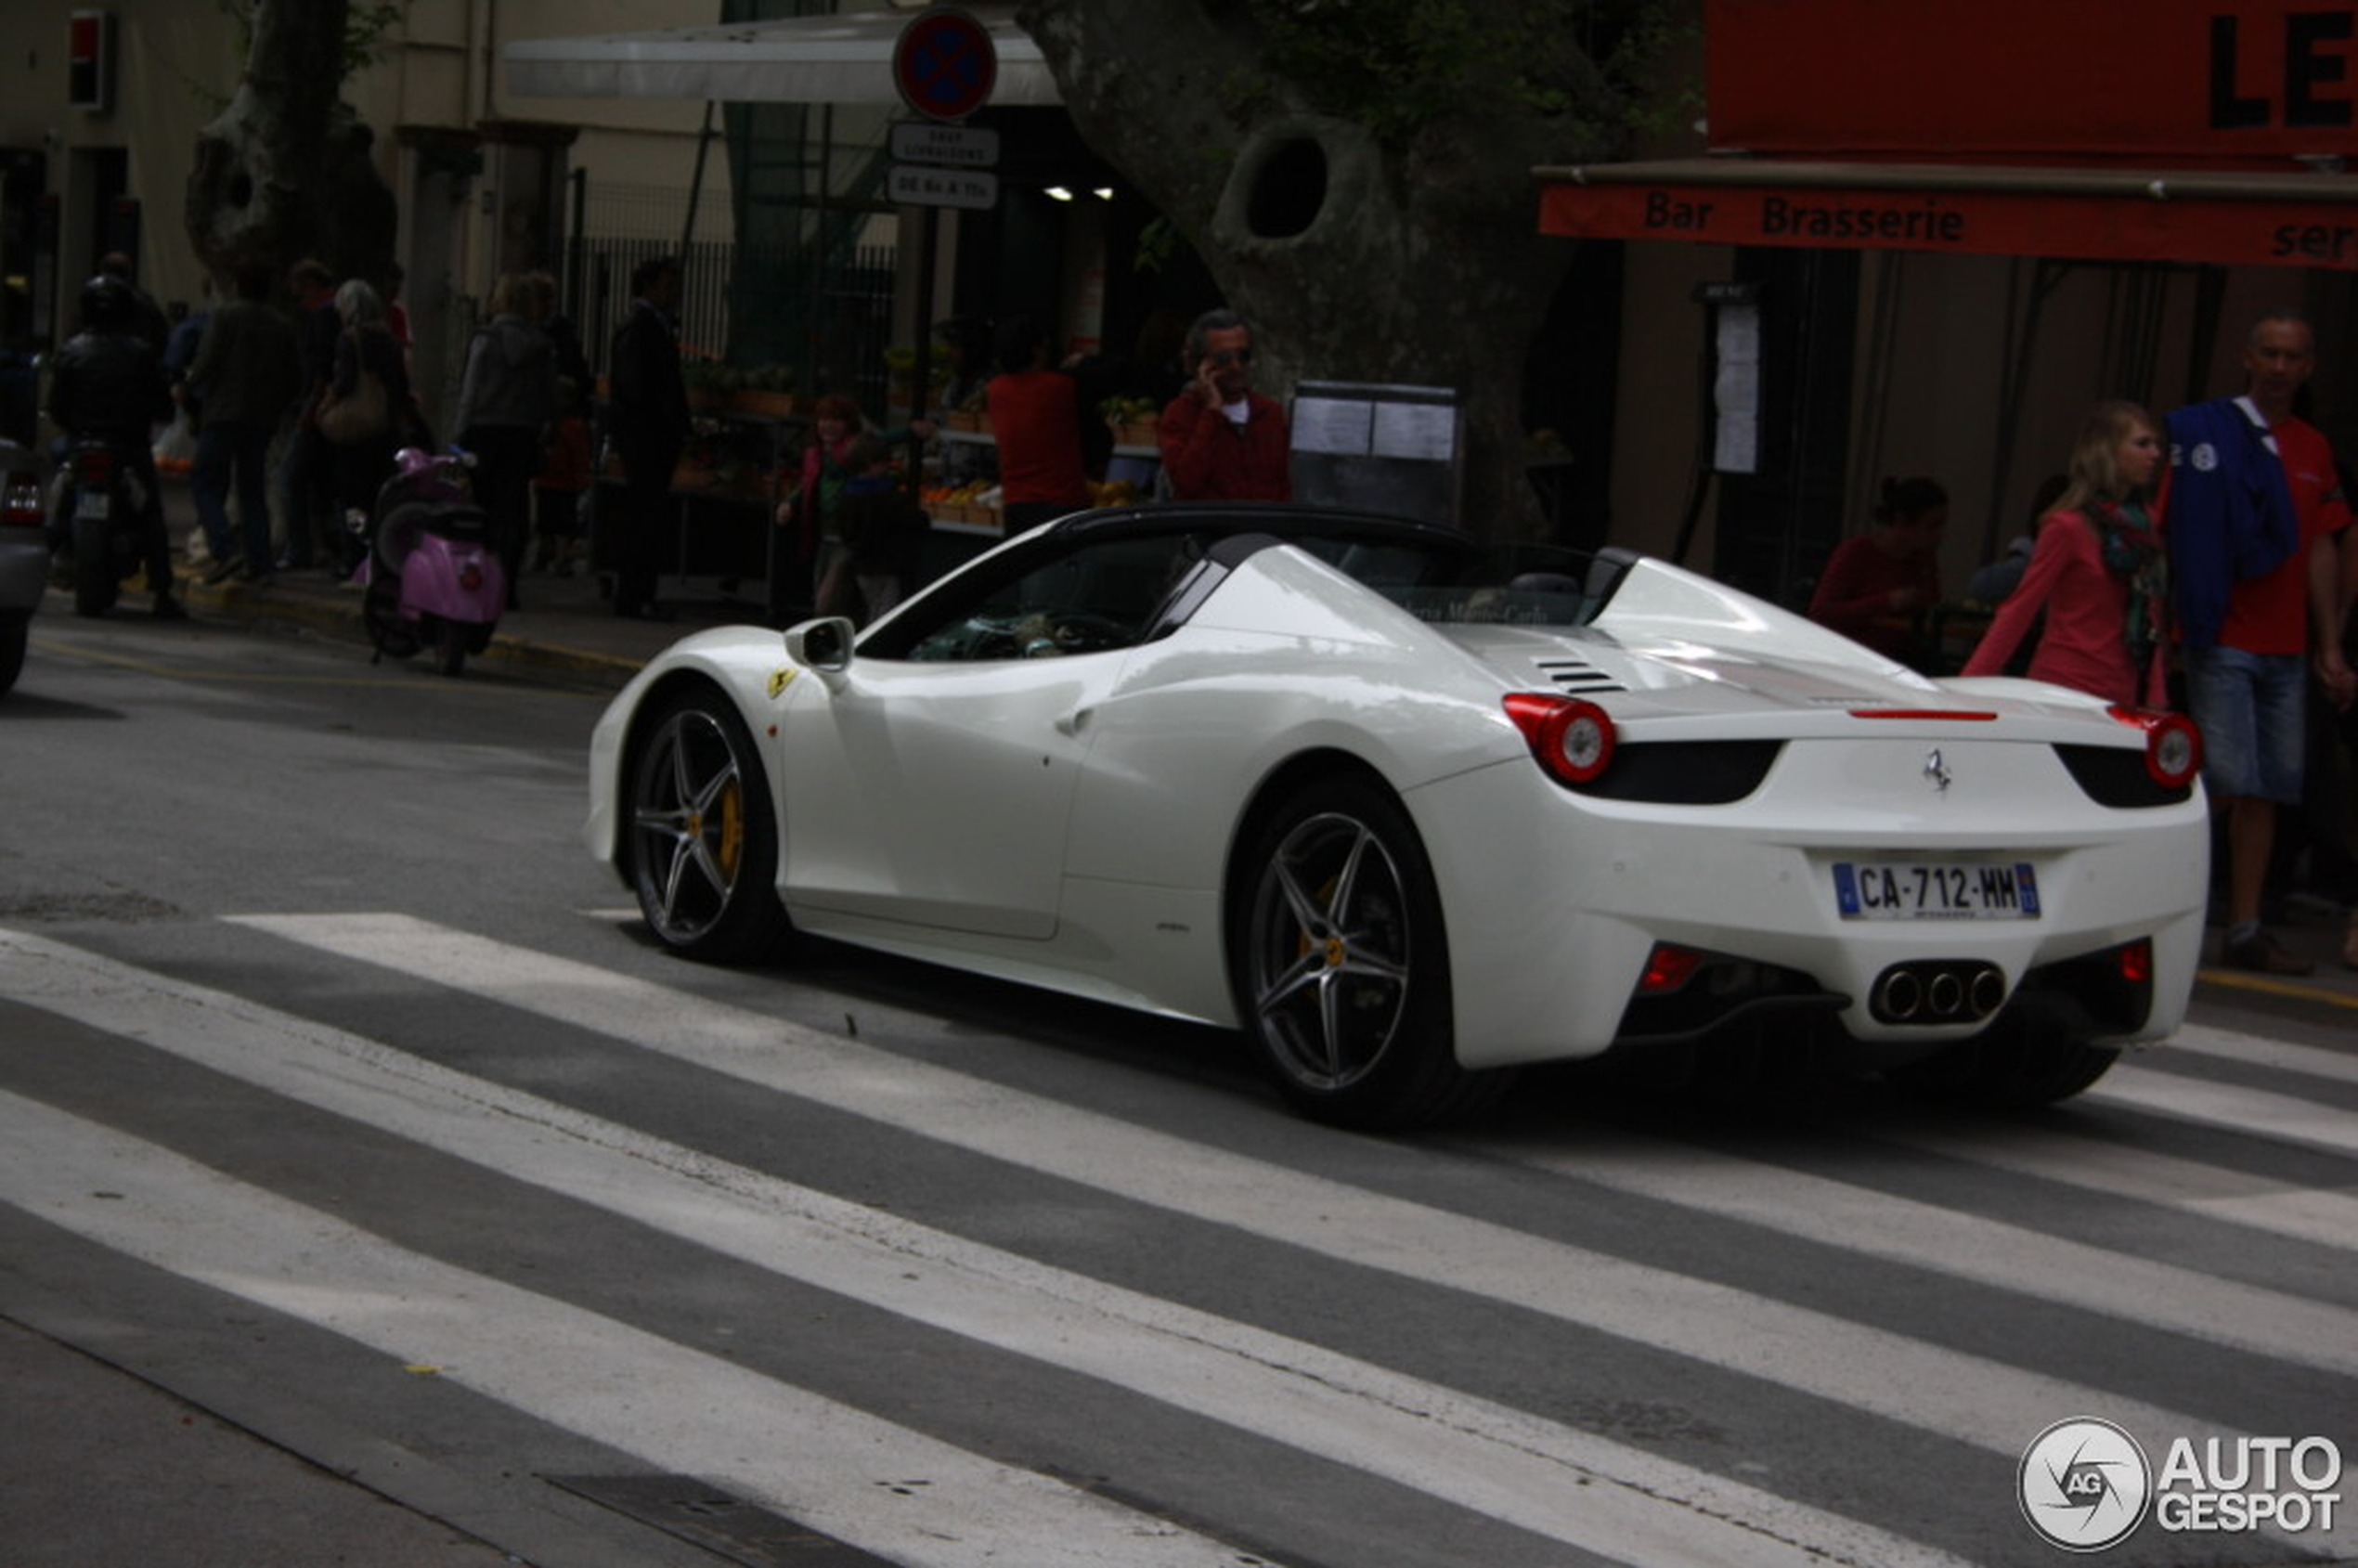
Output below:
[71,448,115,486]
[458,562,484,591]
[2118,938,2153,985]
[1,469,42,527]
[2106,706,2202,790]
[1639,943,1703,994]
[1504,693,1616,786]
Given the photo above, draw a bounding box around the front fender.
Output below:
[584,627,804,872]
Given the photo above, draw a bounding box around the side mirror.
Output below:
[784,616,856,673]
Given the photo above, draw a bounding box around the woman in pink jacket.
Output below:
[1963,400,2170,706]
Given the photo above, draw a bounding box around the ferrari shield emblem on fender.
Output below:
[768,668,797,699]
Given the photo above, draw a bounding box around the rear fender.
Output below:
[397,534,507,627]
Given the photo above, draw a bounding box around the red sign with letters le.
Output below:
[1709,0,2358,168]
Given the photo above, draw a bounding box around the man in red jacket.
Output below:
[1157,309,1291,502]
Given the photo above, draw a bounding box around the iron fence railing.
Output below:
[565,177,900,416]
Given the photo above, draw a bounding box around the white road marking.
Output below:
[2085,1073,2358,1160]
[0,927,1965,1568]
[220,907,2352,1568]
[2160,1021,2358,1087]
[1879,1119,2358,1254]
[1465,1127,2358,1376]
[0,1090,1256,1568]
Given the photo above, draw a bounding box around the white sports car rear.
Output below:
[587,505,2207,1127]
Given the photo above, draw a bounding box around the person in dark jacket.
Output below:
[46,274,183,618]
[2165,311,2354,975]
[606,255,689,621]
[97,252,171,361]
[185,256,305,583]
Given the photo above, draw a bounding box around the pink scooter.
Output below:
[356,447,507,677]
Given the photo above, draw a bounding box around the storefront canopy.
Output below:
[1535,156,2358,271]
[502,5,1060,106]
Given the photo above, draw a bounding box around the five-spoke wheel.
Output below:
[1234,778,1506,1128]
[627,692,788,962]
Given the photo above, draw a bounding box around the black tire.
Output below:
[1885,994,2120,1108]
[0,610,26,697]
[1230,776,1511,1129]
[71,512,120,617]
[625,688,792,964]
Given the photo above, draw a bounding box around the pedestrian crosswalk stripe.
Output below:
[0,926,1969,1568]
[2085,1074,2358,1159]
[2163,1021,2358,1087]
[1880,1119,2358,1253]
[0,1088,1263,1568]
[1464,1126,2358,1376]
[216,915,2307,1479]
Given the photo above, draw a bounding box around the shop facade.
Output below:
[1546,0,2358,612]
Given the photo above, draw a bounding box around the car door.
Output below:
[777,533,1187,940]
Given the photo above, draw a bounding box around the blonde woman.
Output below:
[1963,400,2168,706]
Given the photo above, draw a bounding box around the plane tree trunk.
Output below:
[1017,1,1632,539]
[186,0,396,292]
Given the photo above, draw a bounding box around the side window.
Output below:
[906,535,1198,661]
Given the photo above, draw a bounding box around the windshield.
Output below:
[1316,539,1617,629]
[867,511,1624,663]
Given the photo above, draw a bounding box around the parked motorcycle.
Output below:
[356,447,506,677]
[58,436,150,618]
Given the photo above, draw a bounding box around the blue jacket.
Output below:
[2163,397,2299,649]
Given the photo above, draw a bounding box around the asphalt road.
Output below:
[3,605,2354,1568]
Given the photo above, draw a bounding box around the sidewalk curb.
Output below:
[175,567,646,688]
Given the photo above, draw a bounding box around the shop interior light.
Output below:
[1045,185,1074,201]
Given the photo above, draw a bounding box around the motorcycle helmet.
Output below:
[77,274,136,332]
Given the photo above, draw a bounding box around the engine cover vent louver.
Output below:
[1534,657,1625,694]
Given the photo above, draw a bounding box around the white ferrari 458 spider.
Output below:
[587,504,2208,1128]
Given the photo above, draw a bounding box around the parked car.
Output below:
[0,434,50,697]
[585,503,2209,1129]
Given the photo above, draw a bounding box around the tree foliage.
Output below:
[1244,0,1679,147]
[212,0,411,85]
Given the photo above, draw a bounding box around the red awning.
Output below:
[1535,157,2358,269]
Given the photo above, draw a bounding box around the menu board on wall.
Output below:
[1288,382,1463,527]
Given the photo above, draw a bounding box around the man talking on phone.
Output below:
[1157,307,1292,501]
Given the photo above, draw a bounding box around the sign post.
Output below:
[889,9,1004,425]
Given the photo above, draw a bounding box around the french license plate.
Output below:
[74,489,111,522]
[1833,861,2040,920]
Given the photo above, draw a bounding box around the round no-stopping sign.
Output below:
[893,6,998,123]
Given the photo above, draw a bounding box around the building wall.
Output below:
[0,1,729,356]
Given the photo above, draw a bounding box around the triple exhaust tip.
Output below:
[1872,962,2006,1023]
